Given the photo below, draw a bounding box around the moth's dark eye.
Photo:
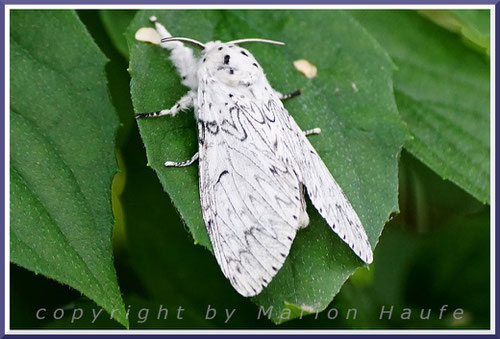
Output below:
[224,55,230,65]
[218,46,223,50]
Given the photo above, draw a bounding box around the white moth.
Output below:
[136,17,374,297]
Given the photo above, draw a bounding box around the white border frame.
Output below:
[4,3,496,335]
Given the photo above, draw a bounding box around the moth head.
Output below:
[161,37,284,87]
[204,41,267,87]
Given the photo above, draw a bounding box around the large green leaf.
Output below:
[10,10,128,328]
[128,10,408,323]
[351,10,490,203]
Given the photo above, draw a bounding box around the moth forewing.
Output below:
[196,58,305,296]
[136,17,374,297]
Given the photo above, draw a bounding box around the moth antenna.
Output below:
[227,38,285,46]
[161,37,205,50]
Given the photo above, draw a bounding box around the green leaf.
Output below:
[351,10,490,204]
[99,10,137,59]
[10,10,128,328]
[127,10,408,323]
[419,10,490,56]
[450,10,490,40]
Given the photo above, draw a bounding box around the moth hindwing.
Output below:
[136,17,374,297]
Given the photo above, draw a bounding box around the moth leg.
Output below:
[303,128,321,136]
[275,89,301,100]
[150,16,198,90]
[135,90,195,119]
[164,152,199,168]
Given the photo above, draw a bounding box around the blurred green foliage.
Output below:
[351,10,490,204]
[419,10,490,56]
[9,9,490,330]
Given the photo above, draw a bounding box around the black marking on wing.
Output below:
[220,106,248,141]
[198,119,206,145]
[216,170,229,184]
[206,120,219,135]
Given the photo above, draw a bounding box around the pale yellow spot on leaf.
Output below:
[293,59,317,79]
[135,27,161,45]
